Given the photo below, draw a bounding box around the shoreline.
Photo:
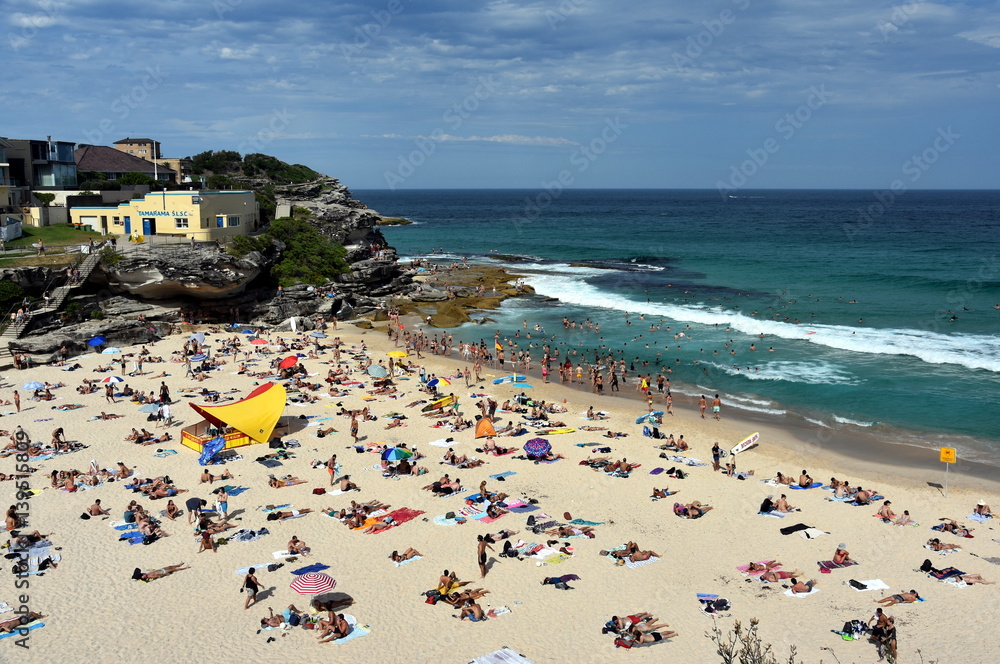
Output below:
[394,254,1000,480]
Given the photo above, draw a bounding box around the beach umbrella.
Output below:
[367,365,388,378]
[381,447,413,462]
[102,347,122,354]
[87,336,106,347]
[250,338,269,345]
[22,381,45,390]
[523,438,551,457]
[427,377,450,388]
[386,351,408,358]
[101,376,125,384]
[242,329,256,334]
[512,383,534,389]
[309,331,326,338]
[289,572,337,595]
[279,356,299,370]
[189,332,206,344]
[138,404,160,414]
[190,353,208,362]
[475,417,496,439]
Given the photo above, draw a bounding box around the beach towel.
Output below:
[333,625,370,644]
[235,563,273,575]
[259,504,293,514]
[931,524,974,537]
[798,528,828,540]
[924,545,959,555]
[221,485,249,496]
[542,553,572,565]
[0,621,43,639]
[508,503,539,514]
[272,550,297,560]
[737,562,780,577]
[944,577,969,588]
[967,513,992,523]
[790,482,823,490]
[257,458,282,468]
[153,449,177,458]
[649,468,664,475]
[624,556,659,569]
[383,507,424,527]
[394,555,422,567]
[569,518,604,526]
[489,471,517,480]
[784,587,821,598]
[760,511,786,519]
[818,560,858,571]
[291,563,330,575]
[779,523,811,535]
[470,647,536,664]
[850,579,890,592]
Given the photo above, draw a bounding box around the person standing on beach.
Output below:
[243,568,260,609]
[350,415,359,445]
[699,395,707,419]
[327,454,338,486]
[13,390,19,413]
[105,383,117,404]
[712,394,722,420]
[477,535,494,578]
[712,442,721,472]
[215,487,229,521]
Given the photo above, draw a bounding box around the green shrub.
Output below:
[0,280,24,307]
[90,309,104,319]
[263,217,349,286]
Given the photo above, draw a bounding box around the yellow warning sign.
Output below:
[939,448,956,464]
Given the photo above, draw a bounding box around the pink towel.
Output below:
[737,561,780,576]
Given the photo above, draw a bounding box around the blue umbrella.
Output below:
[138,404,161,414]
[310,331,326,338]
[102,347,122,354]
[368,365,388,378]
[190,354,208,361]
[198,435,226,466]
[189,332,206,344]
[87,336,106,347]
[523,438,551,457]
[512,383,534,389]
[22,381,45,390]
[242,329,255,334]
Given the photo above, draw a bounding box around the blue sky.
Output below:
[3,0,999,189]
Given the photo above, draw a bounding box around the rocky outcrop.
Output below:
[13,317,167,359]
[274,177,385,247]
[0,266,57,291]
[98,246,273,300]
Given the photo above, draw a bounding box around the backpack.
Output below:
[614,637,634,649]
[287,613,301,627]
[526,515,536,527]
[848,579,868,590]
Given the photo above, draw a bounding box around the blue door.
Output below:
[124,217,131,234]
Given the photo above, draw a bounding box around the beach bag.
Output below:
[79,512,91,520]
[919,559,934,573]
[312,488,326,495]
[848,579,867,590]
[614,637,634,649]
[526,515,536,527]
[288,613,301,627]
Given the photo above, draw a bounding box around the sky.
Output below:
[3,0,999,189]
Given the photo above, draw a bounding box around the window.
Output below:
[113,216,122,225]
[216,216,224,228]
[174,217,189,229]
[227,215,240,227]
[139,149,147,154]
[201,218,209,228]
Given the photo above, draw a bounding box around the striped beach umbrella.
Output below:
[101,376,125,384]
[289,572,337,595]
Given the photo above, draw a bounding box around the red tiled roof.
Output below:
[75,145,175,174]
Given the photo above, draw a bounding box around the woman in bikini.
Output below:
[132,562,190,581]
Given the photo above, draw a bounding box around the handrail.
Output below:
[0,249,88,335]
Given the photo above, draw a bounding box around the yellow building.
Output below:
[69,190,259,241]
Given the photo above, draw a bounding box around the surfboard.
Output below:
[492,375,527,384]
[731,432,760,456]
[634,411,664,424]
[421,395,454,412]
[541,428,576,435]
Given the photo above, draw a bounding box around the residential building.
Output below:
[76,145,175,182]
[68,189,259,241]
[0,137,25,239]
[156,157,195,184]
[113,137,161,160]
[4,136,78,197]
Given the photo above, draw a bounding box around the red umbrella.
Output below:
[279,356,298,369]
[289,572,337,595]
[250,338,269,346]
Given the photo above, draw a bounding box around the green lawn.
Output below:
[7,224,103,248]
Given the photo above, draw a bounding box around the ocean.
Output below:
[358,189,1000,466]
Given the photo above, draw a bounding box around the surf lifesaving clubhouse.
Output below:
[68,190,259,242]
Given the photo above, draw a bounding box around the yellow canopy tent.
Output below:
[475,417,496,439]
[181,381,287,453]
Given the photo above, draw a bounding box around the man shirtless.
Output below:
[200,467,233,484]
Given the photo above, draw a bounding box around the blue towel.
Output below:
[114,523,137,531]
[333,626,370,644]
[790,482,823,490]
[489,471,517,480]
[258,459,282,468]
[222,485,249,496]
[508,504,539,513]
[0,621,43,639]
[291,563,331,575]
[696,593,719,599]
[463,493,487,503]
[569,518,604,526]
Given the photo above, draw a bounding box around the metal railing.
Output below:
[0,251,86,336]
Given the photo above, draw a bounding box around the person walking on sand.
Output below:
[712,442,721,472]
[105,383,117,404]
[712,394,722,420]
[350,415,359,445]
[699,395,707,419]
[243,568,260,610]
[326,454,338,486]
[477,534,494,578]
[13,390,20,413]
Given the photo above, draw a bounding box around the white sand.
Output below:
[3,322,998,663]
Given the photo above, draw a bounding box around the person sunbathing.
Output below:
[364,516,397,533]
[628,624,678,643]
[927,537,961,551]
[579,425,608,431]
[832,544,852,565]
[774,472,795,486]
[605,458,639,474]
[201,468,233,484]
[853,486,873,505]
[875,590,921,606]
[892,510,914,526]
[115,462,135,480]
[798,470,813,488]
[603,431,628,438]
[268,475,307,488]
[548,525,595,538]
[288,535,311,556]
[443,449,484,468]
[761,568,803,583]
[581,456,612,468]
[317,613,353,642]
[337,477,360,492]
[132,563,190,582]
[877,500,897,521]
[481,439,512,455]
[651,487,678,499]
[677,501,713,518]
[746,560,782,573]
[937,519,973,537]
[0,611,45,633]
[136,516,170,538]
[789,578,818,594]
[627,549,660,563]
[100,412,123,420]
[527,451,565,462]
[973,500,992,518]
[773,495,796,513]
[389,547,422,563]
[265,508,314,521]
[954,573,994,585]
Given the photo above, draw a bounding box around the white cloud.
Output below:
[419,133,579,146]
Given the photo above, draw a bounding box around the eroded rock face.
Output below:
[13,317,166,358]
[101,246,269,300]
[0,266,56,291]
[275,177,385,247]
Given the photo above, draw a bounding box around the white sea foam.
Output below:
[833,415,875,427]
[803,417,832,428]
[727,403,787,416]
[705,361,861,386]
[521,271,1000,373]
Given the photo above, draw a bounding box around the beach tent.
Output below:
[181,382,287,454]
[475,417,496,439]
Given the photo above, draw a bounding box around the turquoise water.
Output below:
[359,189,1000,464]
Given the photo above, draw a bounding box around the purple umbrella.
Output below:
[523,438,551,457]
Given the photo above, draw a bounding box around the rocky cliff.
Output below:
[275,177,386,252]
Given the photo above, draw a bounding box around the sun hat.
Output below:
[838,543,846,549]
[978,500,986,506]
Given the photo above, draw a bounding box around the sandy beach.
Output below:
[3,319,998,664]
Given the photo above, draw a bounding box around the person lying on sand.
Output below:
[603,431,628,438]
[761,568,803,583]
[789,578,818,594]
[579,425,608,431]
[937,519,973,537]
[201,468,233,484]
[0,611,45,633]
[875,590,921,606]
[390,547,422,563]
[547,525,596,538]
[443,449,484,468]
[627,623,678,643]
[651,487,678,500]
[132,563,190,582]
[746,560,782,573]
[268,475,307,488]
[265,508,314,521]
[927,537,961,551]
[676,501,713,518]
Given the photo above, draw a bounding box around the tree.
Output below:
[119,172,156,186]
[262,217,349,286]
[33,192,55,207]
